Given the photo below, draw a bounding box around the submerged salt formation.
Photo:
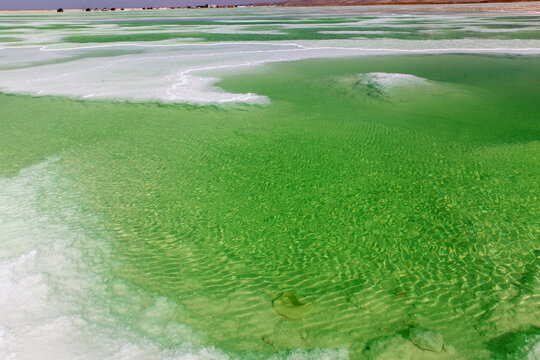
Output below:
[272,292,315,320]
[364,334,416,360]
[409,327,445,352]
[364,329,454,359]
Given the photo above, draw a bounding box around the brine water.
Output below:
[0,6,539,360]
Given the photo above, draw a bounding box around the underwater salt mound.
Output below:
[325,72,433,101]
[363,330,456,360]
[364,334,416,360]
[272,291,315,320]
[409,327,445,352]
[359,72,431,91]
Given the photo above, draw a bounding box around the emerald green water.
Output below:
[1,54,538,359]
[62,28,540,43]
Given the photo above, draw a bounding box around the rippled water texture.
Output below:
[0,6,539,360]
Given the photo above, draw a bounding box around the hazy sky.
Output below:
[0,0,280,10]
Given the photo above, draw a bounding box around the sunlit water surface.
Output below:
[0,6,539,360]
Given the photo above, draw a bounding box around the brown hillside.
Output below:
[274,0,540,7]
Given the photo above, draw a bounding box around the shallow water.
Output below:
[0,7,539,360]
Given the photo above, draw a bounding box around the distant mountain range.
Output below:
[269,0,538,6]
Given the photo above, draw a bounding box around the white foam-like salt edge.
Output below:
[0,159,223,360]
[1,38,540,105]
[0,159,350,360]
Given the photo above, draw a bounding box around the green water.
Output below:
[1,54,538,359]
[62,29,540,43]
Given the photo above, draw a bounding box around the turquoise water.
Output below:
[0,7,539,360]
